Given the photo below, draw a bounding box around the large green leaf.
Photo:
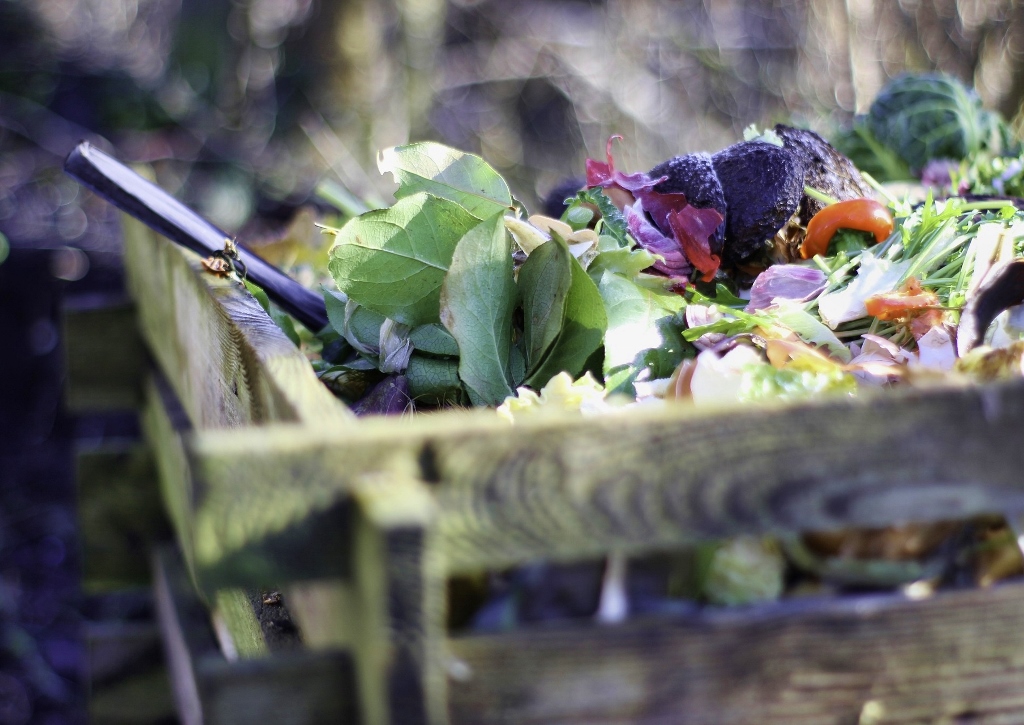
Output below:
[409,323,460,357]
[439,212,516,405]
[599,271,685,372]
[525,243,607,387]
[518,238,572,370]
[378,142,512,219]
[327,193,479,326]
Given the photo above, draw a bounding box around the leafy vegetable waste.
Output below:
[318,136,1024,418]
[282,83,1024,609]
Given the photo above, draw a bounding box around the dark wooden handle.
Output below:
[64,141,329,332]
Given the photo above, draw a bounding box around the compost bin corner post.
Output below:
[349,474,448,725]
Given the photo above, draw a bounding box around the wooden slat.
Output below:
[142,373,199,581]
[347,476,445,725]
[120,212,352,429]
[63,294,146,411]
[183,378,1024,579]
[153,546,359,725]
[142,372,354,592]
[76,442,171,589]
[447,583,1024,724]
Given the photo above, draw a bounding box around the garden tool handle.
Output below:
[64,141,329,332]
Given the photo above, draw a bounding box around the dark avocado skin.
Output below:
[711,140,807,263]
[649,152,727,254]
[774,125,873,223]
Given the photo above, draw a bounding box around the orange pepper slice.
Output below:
[799,198,894,259]
[864,278,940,322]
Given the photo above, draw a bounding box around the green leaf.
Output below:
[572,188,630,247]
[598,271,685,372]
[828,228,874,256]
[406,355,463,405]
[409,323,460,357]
[526,245,607,387]
[588,245,657,282]
[323,288,385,356]
[510,341,527,387]
[603,318,691,398]
[378,142,512,219]
[327,193,480,326]
[440,212,516,405]
[518,235,572,370]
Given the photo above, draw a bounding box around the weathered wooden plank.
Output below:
[76,442,171,589]
[447,583,1024,724]
[63,294,146,411]
[153,545,359,725]
[184,378,1024,579]
[121,212,352,429]
[142,372,354,593]
[142,373,199,581]
[348,476,445,725]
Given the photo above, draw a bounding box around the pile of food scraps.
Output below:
[259,73,1024,621]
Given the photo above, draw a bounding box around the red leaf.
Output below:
[635,188,690,231]
[668,206,724,281]
[586,135,668,200]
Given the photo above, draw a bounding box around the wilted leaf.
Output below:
[440,212,516,405]
[351,375,411,416]
[378,318,414,373]
[323,288,384,356]
[379,142,511,219]
[327,193,480,326]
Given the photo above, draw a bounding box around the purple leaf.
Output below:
[624,200,691,278]
[352,375,411,416]
[745,265,828,312]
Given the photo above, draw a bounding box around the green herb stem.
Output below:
[860,171,900,206]
[959,200,1018,212]
[804,186,839,206]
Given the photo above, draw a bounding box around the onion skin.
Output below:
[799,198,894,259]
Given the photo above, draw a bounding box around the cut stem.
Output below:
[804,186,839,206]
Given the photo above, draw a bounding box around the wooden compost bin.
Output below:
[105,211,1024,724]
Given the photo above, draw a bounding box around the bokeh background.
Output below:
[4,0,1024,722]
